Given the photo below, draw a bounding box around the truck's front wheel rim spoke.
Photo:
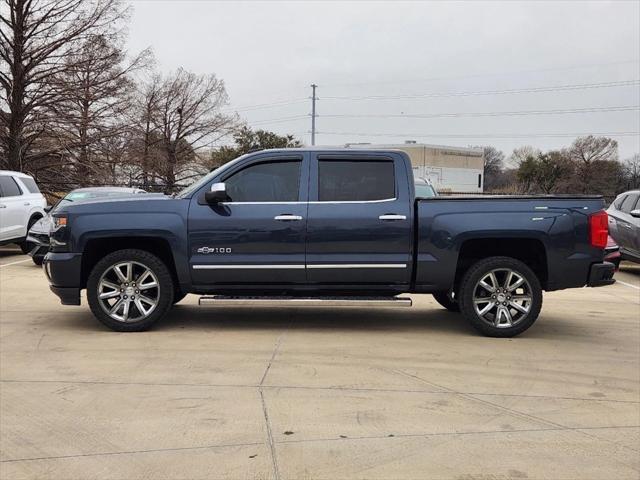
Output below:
[472,268,532,328]
[98,262,160,322]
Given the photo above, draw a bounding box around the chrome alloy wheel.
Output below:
[97,261,160,323]
[472,268,533,328]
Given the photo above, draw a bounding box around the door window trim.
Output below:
[216,155,306,205]
[313,155,398,203]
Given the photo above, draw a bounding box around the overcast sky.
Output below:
[127,0,640,161]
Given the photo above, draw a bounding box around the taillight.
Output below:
[589,210,608,249]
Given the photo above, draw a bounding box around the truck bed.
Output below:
[413,195,606,292]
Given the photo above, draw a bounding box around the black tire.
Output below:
[459,256,542,338]
[19,215,41,254]
[87,249,174,332]
[432,291,460,312]
[32,255,44,266]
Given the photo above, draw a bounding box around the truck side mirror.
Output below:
[630,209,640,218]
[205,182,228,203]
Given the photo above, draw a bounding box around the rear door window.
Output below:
[0,176,23,197]
[20,177,40,194]
[318,160,395,201]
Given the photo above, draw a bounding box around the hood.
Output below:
[53,193,180,217]
[59,193,168,208]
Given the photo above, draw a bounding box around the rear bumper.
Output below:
[587,262,616,287]
[43,252,83,305]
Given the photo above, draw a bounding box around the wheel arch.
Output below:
[80,237,180,290]
[455,237,548,291]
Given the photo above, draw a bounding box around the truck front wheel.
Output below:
[87,249,174,332]
[459,256,542,337]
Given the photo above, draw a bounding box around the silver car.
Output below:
[607,190,640,263]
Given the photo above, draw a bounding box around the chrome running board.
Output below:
[198,295,412,308]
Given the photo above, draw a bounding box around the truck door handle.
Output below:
[274,214,303,221]
[379,214,406,221]
[24,202,30,206]
[0,204,6,209]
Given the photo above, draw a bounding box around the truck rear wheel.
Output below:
[432,291,460,312]
[459,256,542,337]
[87,249,174,332]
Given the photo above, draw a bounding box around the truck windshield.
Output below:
[174,154,248,198]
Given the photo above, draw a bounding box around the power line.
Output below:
[320,105,640,119]
[322,80,640,101]
[249,115,309,126]
[221,98,307,113]
[316,131,640,139]
[321,59,640,89]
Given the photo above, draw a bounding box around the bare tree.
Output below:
[477,145,505,190]
[622,153,640,190]
[0,0,123,172]
[510,145,541,168]
[152,68,236,191]
[129,75,163,188]
[532,150,574,194]
[511,146,541,193]
[51,33,151,182]
[568,136,618,193]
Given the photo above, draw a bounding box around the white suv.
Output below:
[0,171,47,252]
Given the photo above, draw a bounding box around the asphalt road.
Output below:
[0,246,638,480]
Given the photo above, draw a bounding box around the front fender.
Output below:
[70,211,190,288]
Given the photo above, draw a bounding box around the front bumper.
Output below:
[587,261,616,287]
[43,252,83,305]
[26,232,50,258]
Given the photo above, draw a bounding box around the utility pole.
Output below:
[310,84,317,146]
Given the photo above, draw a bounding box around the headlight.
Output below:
[53,215,67,229]
[50,214,69,250]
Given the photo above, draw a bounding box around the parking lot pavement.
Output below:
[1,246,639,480]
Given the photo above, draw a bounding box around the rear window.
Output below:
[20,177,40,194]
[613,195,627,210]
[0,176,22,197]
[318,160,395,201]
[620,194,639,213]
[415,183,436,198]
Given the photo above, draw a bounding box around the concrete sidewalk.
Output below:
[1,246,638,479]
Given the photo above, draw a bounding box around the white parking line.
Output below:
[616,280,640,291]
[0,258,30,268]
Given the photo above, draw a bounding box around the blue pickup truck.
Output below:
[43,149,615,337]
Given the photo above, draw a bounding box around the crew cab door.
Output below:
[188,153,309,285]
[305,153,412,285]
